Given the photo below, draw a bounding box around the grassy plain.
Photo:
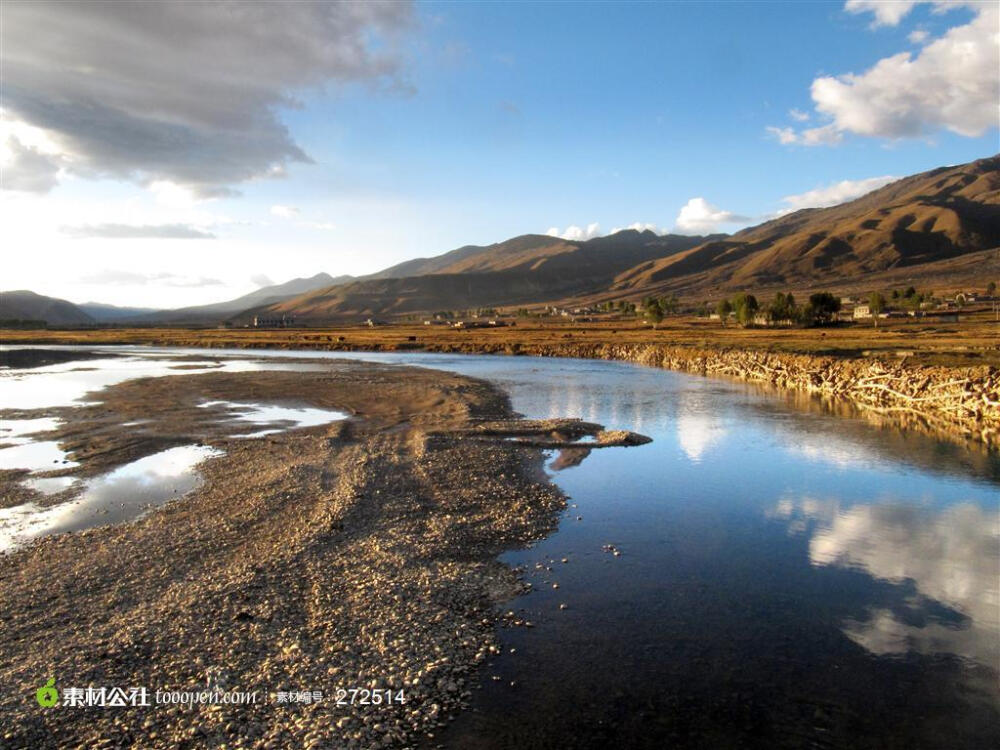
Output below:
[3,309,998,367]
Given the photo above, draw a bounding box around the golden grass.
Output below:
[3,309,998,367]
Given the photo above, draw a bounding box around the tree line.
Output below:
[714,291,841,327]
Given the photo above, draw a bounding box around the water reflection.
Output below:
[4,346,998,746]
[0,440,78,472]
[0,417,62,443]
[0,354,328,410]
[0,445,220,552]
[782,434,881,470]
[676,413,726,462]
[548,447,591,471]
[198,400,347,437]
[23,476,79,496]
[772,498,1000,667]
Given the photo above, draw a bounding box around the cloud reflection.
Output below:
[676,413,726,462]
[772,498,1000,666]
[1,444,221,552]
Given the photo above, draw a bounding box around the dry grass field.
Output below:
[3,308,998,368]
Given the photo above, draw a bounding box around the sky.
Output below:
[1,0,998,308]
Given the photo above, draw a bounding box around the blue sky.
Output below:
[2,1,997,307]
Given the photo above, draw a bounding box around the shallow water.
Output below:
[0,440,78,473]
[1,346,998,746]
[0,352,329,409]
[198,399,347,437]
[0,445,221,553]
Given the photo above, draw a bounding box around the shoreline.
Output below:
[0,358,651,749]
[4,329,997,450]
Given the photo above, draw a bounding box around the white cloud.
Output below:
[908,28,930,43]
[81,270,223,287]
[61,223,215,239]
[766,126,798,145]
[766,123,843,146]
[301,221,337,231]
[626,222,659,233]
[1,1,414,196]
[778,174,899,213]
[271,205,301,219]
[545,222,602,241]
[769,3,998,144]
[788,108,811,122]
[1,136,62,193]
[149,181,201,209]
[608,222,662,234]
[251,274,276,288]
[674,198,750,234]
[845,0,920,27]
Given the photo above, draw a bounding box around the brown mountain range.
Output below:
[254,155,998,322]
[255,231,712,320]
[606,155,1000,299]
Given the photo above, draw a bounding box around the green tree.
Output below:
[868,291,886,328]
[731,292,759,326]
[659,294,680,314]
[988,281,997,296]
[768,292,797,323]
[807,292,841,325]
[645,302,664,327]
[716,298,733,326]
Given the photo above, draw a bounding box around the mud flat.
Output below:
[0,358,646,749]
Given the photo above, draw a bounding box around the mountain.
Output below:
[11,157,996,328]
[609,155,1000,297]
[363,240,537,279]
[79,302,160,322]
[0,290,95,325]
[140,272,354,323]
[246,231,711,321]
[259,155,999,321]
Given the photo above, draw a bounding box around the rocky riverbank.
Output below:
[582,343,999,450]
[359,340,998,450]
[0,359,647,749]
[3,329,997,450]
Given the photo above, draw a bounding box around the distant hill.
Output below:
[609,155,1000,298]
[11,156,997,327]
[245,231,710,321]
[258,155,999,321]
[139,272,354,323]
[0,290,95,325]
[79,302,160,322]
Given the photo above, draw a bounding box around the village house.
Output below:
[252,315,295,328]
[752,313,794,327]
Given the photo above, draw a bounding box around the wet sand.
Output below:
[0,358,646,749]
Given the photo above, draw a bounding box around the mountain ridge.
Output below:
[0,290,96,325]
[8,155,998,325]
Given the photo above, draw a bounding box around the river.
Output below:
[2,346,998,748]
